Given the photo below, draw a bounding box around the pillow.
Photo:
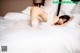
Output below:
[59,0,76,16]
[21,6,32,15]
[40,0,59,15]
[71,2,80,14]
[3,12,30,20]
[66,14,80,28]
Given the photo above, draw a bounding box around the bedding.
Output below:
[22,6,32,15]
[71,2,80,14]
[0,16,3,20]
[4,12,80,28]
[66,14,80,28]
[40,0,59,16]
[4,12,30,20]
[58,0,80,27]
[59,0,76,16]
[0,12,80,53]
[0,0,80,52]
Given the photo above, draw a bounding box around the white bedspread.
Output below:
[0,19,80,53]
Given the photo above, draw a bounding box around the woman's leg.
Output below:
[30,6,47,29]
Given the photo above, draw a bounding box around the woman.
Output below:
[30,6,70,29]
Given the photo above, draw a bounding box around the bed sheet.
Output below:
[0,17,80,53]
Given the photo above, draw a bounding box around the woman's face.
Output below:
[57,19,67,25]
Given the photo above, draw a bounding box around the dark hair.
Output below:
[59,15,70,23]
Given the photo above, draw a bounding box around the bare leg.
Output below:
[30,6,48,29]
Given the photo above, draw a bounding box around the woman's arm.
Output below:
[30,7,39,29]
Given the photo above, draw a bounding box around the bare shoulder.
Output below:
[53,16,59,21]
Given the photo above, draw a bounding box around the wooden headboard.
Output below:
[0,0,33,16]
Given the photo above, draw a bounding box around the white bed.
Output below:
[0,12,80,53]
[0,0,80,52]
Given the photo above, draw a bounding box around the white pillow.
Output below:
[40,0,59,15]
[71,2,80,14]
[3,12,30,20]
[21,6,32,15]
[59,0,76,16]
[66,14,80,28]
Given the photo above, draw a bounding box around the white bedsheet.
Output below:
[0,19,80,53]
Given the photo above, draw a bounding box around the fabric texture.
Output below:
[21,6,32,15]
[59,0,76,16]
[3,12,30,20]
[40,0,59,16]
[71,2,80,14]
